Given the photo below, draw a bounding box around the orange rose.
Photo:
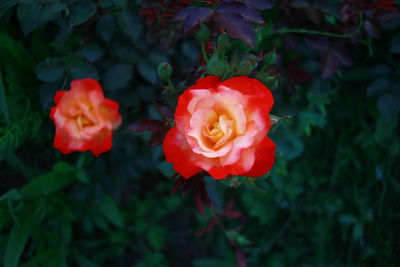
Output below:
[163,76,276,179]
[50,79,121,156]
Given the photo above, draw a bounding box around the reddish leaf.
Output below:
[194,182,212,216]
[215,12,255,46]
[222,210,243,218]
[174,7,213,34]
[321,51,339,79]
[331,47,352,67]
[156,104,174,120]
[287,66,312,85]
[364,19,381,38]
[377,11,400,21]
[235,248,247,267]
[196,218,217,236]
[172,176,186,193]
[128,119,164,132]
[222,198,243,218]
[240,7,265,24]
[149,128,169,146]
[245,0,274,10]
[217,2,264,24]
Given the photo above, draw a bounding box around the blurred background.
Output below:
[0,0,399,266]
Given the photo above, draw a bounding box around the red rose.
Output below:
[50,79,121,156]
[163,76,276,179]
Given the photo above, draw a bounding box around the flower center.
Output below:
[76,114,93,131]
[203,114,233,149]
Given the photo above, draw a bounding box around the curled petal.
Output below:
[164,127,202,178]
[242,137,276,177]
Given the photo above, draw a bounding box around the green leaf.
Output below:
[70,60,99,80]
[263,51,277,66]
[99,194,124,228]
[0,67,10,124]
[20,162,76,198]
[377,94,400,122]
[207,54,229,77]
[103,64,133,90]
[96,14,115,42]
[3,219,32,267]
[193,258,232,267]
[69,0,97,27]
[41,2,66,24]
[137,61,157,84]
[35,58,65,82]
[0,189,21,202]
[79,43,103,62]
[75,253,99,267]
[116,10,142,44]
[390,32,400,54]
[0,0,18,18]
[17,1,43,35]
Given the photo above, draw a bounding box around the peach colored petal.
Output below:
[219,121,258,166]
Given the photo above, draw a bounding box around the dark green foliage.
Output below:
[1,0,400,266]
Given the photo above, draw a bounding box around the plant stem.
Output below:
[274,15,363,39]
[200,42,209,64]
[166,78,176,92]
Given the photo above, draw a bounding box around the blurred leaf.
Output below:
[70,60,99,80]
[99,194,124,228]
[20,162,76,198]
[103,64,133,91]
[75,253,99,267]
[128,119,164,133]
[39,81,61,109]
[193,258,232,267]
[137,61,157,84]
[35,58,65,82]
[147,227,165,250]
[116,10,142,43]
[0,0,18,18]
[0,68,10,124]
[4,218,32,267]
[377,94,400,122]
[263,51,277,66]
[79,43,103,62]
[17,1,42,35]
[226,230,251,246]
[96,14,116,42]
[41,2,67,23]
[69,0,97,27]
[390,32,400,54]
[367,78,390,96]
[321,51,339,79]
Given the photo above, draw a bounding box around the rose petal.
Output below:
[242,136,275,177]
[219,121,258,166]
[163,127,202,178]
[220,76,274,112]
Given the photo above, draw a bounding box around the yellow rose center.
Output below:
[203,114,234,149]
[76,114,93,131]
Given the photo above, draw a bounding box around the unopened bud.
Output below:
[157,63,173,80]
[196,24,210,43]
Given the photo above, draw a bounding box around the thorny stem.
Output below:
[200,42,209,64]
[274,14,364,39]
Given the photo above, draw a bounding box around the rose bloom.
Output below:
[163,76,276,179]
[50,79,121,156]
